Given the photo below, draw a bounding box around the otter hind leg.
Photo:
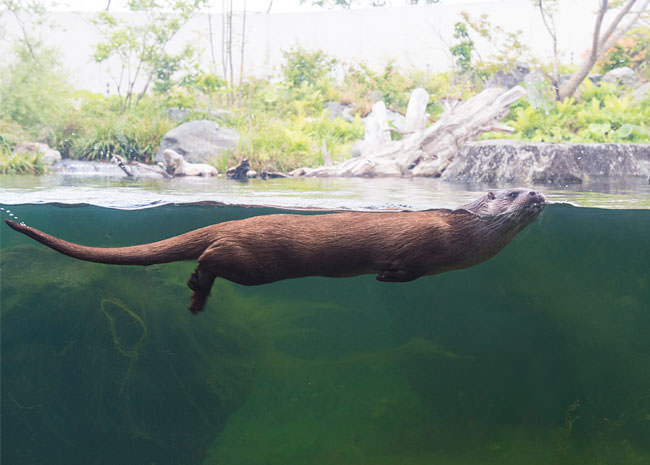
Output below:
[187,265,217,314]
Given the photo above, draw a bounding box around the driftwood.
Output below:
[162,149,217,177]
[227,158,251,179]
[293,86,527,178]
[110,154,134,177]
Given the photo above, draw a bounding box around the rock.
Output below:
[442,141,650,184]
[524,70,554,111]
[226,158,251,180]
[50,159,164,177]
[246,169,257,178]
[324,102,354,122]
[627,82,650,103]
[13,142,61,165]
[162,149,217,177]
[404,88,429,133]
[156,120,239,164]
[602,66,639,88]
[588,74,602,85]
[486,63,530,89]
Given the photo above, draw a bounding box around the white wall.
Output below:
[0,1,606,94]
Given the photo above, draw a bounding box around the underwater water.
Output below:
[1,201,649,465]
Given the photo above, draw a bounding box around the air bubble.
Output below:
[1,207,22,223]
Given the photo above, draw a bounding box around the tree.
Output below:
[206,0,247,89]
[0,0,71,128]
[449,21,474,73]
[558,0,649,100]
[535,0,560,98]
[0,0,48,61]
[92,0,207,110]
[458,11,530,70]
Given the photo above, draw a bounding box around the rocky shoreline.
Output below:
[44,140,650,185]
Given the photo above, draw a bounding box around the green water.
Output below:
[1,203,649,465]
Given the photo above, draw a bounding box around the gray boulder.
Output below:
[324,102,354,122]
[486,63,530,89]
[588,74,603,85]
[13,141,61,165]
[627,82,650,103]
[155,120,239,164]
[602,66,639,88]
[442,140,650,184]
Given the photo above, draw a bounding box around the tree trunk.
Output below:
[240,1,247,85]
[558,0,647,100]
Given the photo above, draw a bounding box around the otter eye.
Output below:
[508,191,520,199]
[487,192,495,200]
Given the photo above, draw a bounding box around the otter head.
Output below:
[458,188,546,231]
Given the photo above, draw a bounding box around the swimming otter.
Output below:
[4,189,545,314]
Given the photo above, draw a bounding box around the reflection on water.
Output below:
[1,173,649,210]
[1,202,649,465]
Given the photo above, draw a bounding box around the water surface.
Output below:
[1,175,649,465]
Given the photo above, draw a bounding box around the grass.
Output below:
[0,146,46,174]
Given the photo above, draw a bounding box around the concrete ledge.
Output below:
[442,141,650,184]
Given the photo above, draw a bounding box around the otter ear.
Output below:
[487,192,495,200]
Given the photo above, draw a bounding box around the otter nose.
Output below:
[528,191,546,203]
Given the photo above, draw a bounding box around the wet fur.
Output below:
[4,189,545,314]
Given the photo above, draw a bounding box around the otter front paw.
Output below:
[376,268,420,282]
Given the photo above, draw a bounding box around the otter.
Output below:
[4,189,545,314]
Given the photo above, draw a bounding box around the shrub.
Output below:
[281,47,337,89]
[0,43,72,130]
[0,146,46,175]
[238,111,364,172]
[481,80,650,143]
[600,26,650,74]
[47,95,173,163]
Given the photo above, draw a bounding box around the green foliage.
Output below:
[229,78,364,172]
[281,47,337,89]
[0,41,72,129]
[342,61,435,114]
[483,80,650,143]
[50,95,173,163]
[600,26,650,75]
[0,145,46,174]
[456,11,531,75]
[450,22,474,73]
[92,0,206,110]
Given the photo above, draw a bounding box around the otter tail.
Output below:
[4,219,213,266]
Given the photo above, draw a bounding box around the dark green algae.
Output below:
[1,203,649,465]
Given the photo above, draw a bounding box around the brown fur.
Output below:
[4,189,545,314]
